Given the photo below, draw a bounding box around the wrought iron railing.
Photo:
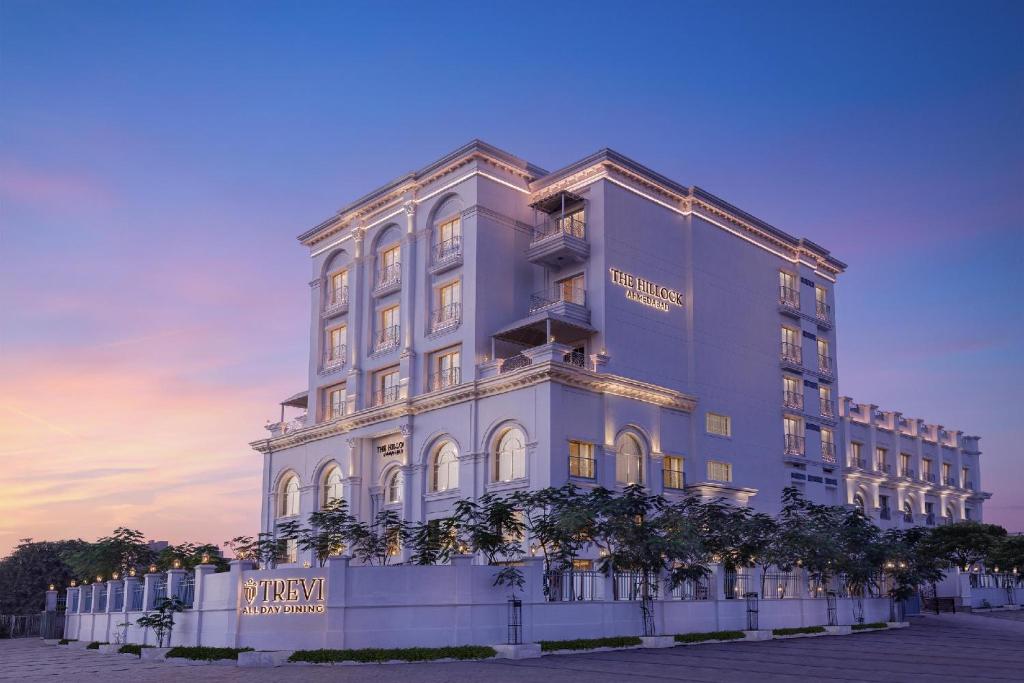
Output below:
[816,300,831,321]
[325,285,349,311]
[500,353,531,373]
[432,236,462,265]
[849,456,865,469]
[820,441,837,463]
[780,342,802,364]
[130,582,144,611]
[763,573,799,599]
[430,303,461,333]
[544,570,603,601]
[373,385,401,407]
[529,285,586,313]
[944,476,956,486]
[323,346,347,370]
[724,571,753,599]
[820,398,835,418]
[176,575,195,608]
[533,214,586,242]
[779,286,800,309]
[877,463,892,475]
[428,367,461,392]
[670,576,710,601]
[375,263,401,290]
[783,391,803,410]
[923,472,936,483]
[901,468,915,479]
[374,325,400,353]
[612,572,659,601]
[818,354,834,376]
[784,434,805,456]
[563,349,586,367]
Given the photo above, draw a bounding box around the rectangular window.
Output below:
[663,456,684,489]
[325,384,346,420]
[326,325,347,361]
[779,271,798,306]
[849,441,863,467]
[381,245,399,269]
[430,347,461,391]
[557,274,585,305]
[875,447,888,472]
[433,280,462,330]
[961,467,970,488]
[377,305,400,350]
[569,440,596,479]
[707,460,732,483]
[783,376,802,409]
[900,452,911,476]
[436,216,461,244]
[375,368,400,406]
[815,285,829,320]
[706,412,731,437]
[784,415,804,455]
[819,384,833,417]
[781,326,800,363]
[942,461,951,482]
[329,270,349,304]
[879,494,890,511]
[817,338,831,373]
[922,458,932,478]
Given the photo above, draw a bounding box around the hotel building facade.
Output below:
[251,140,990,564]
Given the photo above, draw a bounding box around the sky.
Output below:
[1,0,1021,556]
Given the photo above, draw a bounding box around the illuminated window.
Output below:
[494,428,526,482]
[875,447,888,471]
[707,460,732,483]
[436,215,461,245]
[326,325,346,361]
[325,384,345,420]
[779,271,798,306]
[279,474,300,518]
[386,469,403,504]
[322,465,343,507]
[557,274,585,305]
[849,441,862,465]
[284,538,298,564]
[430,347,461,391]
[431,441,459,492]
[706,413,731,437]
[329,270,348,304]
[379,245,400,285]
[663,456,684,489]
[615,433,643,485]
[569,440,595,479]
[374,368,400,406]
[376,305,400,350]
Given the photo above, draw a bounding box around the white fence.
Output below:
[63,558,897,651]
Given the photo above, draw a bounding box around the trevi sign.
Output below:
[241,576,326,615]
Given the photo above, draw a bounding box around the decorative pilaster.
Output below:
[399,202,418,395]
[347,228,365,413]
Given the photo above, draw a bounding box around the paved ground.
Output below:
[3,612,1023,682]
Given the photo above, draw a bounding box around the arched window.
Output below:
[853,494,866,514]
[386,469,403,504]
[903,500,913,521]
[279,474,300,517]
[494,428,526,482]
[945,505,955,523]
[322,465,343,508]
[432,440,459,492]
[615,433,643,485]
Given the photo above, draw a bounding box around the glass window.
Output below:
[323,466,343,507]
[495,428,526,482]
[326,385,345,419]
[615,433,643,485]
[386,469,403,504]
[381,305,399,331]
[431,348,461,390]
[438,280,461,308]
[706,413,731,437]
[663,456,684,489]
[875,447,888,469]
[432,441,459,492]
[381,245,399,269]
[707,460,732,482]
[327,325,346,360]
[330,270,348,303]
[557,274,585,305]
[780,326,798,346]
[569,440,595,479]
[436,216,461,244]
[279,474,300,517]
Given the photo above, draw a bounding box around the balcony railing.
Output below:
[964,480,974,489]
[323,346,347,371]
[815,300,831,322]
[431,236,462,267]
[876,463,892,475]
[880,508,892,520]
[428,367,461,392]
[819,398,835,418]
[564,348,586,367]
[325,285,349,313]
[533,214,586,242]
[373,325,400,353]
[663,469,686,490]
[779,286,800,310]
[902,512,914,523]
[821,441,837,463]
[944,476,956,487]
[900,467,915,479]
[783,391,804,410]
[500,353,532,373]
[818,354,834,376]
[848,457,866,469]
[529,285,587,313]
[923,472,936,483]
[375,263,401,291]
[780,342,802,365]
[544,570,603,602]
[430,303,461,333]
[784,434,805,456]
[325,404,346,421]
[373,385,401,407]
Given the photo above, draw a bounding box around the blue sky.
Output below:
[1,0,1021,551]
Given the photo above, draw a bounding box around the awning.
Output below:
[530,190,583,214]
[492,310,596,347]
[280,391,308,409]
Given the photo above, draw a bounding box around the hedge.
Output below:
[539,636,643,652]
[58,639,76,645]
[675,630,745,643]
[118,644,150,656]
[851,622,888,631]
[165,646,254,661]
[85,641,107,649]
[288,645,497,663]
[772,626,826,636]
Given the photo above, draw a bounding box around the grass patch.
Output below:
[118,644,150,656]
[674,630,746,643]
[851,622,888,631]
[85,641,107,649]
[539,636,643,652]
[58,639,76,645]
[166,646,254,661]
[772,626,825,636]
[288,645,497,663]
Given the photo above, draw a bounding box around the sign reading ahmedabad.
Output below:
[241,577,325,615]
[609,268,683,312]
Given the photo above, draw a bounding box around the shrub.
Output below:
[851,622,888,631]
[165,646,254,661]
[288,645,497,663]
[675,630,745,643]
[772,626,826,636]
[58,638,76,645]
[85,641,107,649]
[539,636,643,652]
[118,644,148,656]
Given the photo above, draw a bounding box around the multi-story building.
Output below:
[250,140,989,564]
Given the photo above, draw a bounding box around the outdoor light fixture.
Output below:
[303,561,311,568]
[112,572,119,580]
[96,575,102,582]
[129,568,136,577]
[49,584,55,591]
[70,580,77,588]
[173,559,182,569]
[149,564,158,573]
[201,553,210,564]
[530,544,539,556]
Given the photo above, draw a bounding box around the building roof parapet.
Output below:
[841,396,977,450]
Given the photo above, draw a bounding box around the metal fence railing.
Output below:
[544,570,603,601]
[130,582,144,611]
[670,576,710,601]
[724,572,753,599]
[613,572,659,601]
[762,573,799,599]
[176,575,195,608]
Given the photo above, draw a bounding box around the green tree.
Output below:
[345,509,409,566]
[451,493,525,590]
[0,539,85,613]
[986,535,1024,574]
[64,528,155,580]
[923,522,1007,570]
[136,596,185,647]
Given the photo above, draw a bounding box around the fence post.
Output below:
[142,570,159,613]
[713,563,727,601]
[226,559,256,649]
[192,563,216,647]
[124,576,139,614]
[44,588,58,612]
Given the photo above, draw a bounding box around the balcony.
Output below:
[428,367,461,392]
[944,476,956,487]
[848,457,866,469]
[266,413,308,437]
[526,214,589,267]
[819,398,835,419]
[876,463,892,475]
[323,285,349,316]
[373,263,402,296]
[529,286,589,323]
[430,303,462,335]
[373,325,400,354]
[880,508,892,520]
[784,434,805,456]
[779,286,800,315]
[322,346,347,373]
[564,348,586,367]
[500,353,532,373]
[780,342,802,369]
[373,385,401,407]
[901,468,916,479]
[817,354,834,378]
[815,300,832,323]
[783,391,804,410]
[821,441,837,464]
[923,472,936,483]
[429,237,463,274]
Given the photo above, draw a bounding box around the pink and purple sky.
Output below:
[1,1,1021,555]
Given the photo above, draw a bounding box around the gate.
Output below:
[0,614,42,638]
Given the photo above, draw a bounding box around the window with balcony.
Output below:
[707,460,732,483]
[569,440,595,479]
[781,326,801,364]
[961,466,970,489]
[815,285,830,321]
[779,271,799,309]
[429,347,461,392]
[875,447,889,473]
[324,384,346,421]
[820,428,836,463]
[706,412,731,437]
[431,279,461,333]
[327,269,349,310]
[849,441,863,468]
[433,215,462,266]
[324,324,347,370]
[557,274,586,305]
[942,461,952,486]
[377,244,401,290]
[816,338,833,375]
[375,305,400,352]
[374,368,400,406]
[899,452,913,478]
[783,376,803,410]
[615,433,644,485]
[819,385,834,418]
[922,458,934,482]
[784,416,804,455]
[663,456,684,489]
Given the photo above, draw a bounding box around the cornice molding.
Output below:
[250,363,697,453]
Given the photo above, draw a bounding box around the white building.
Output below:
[251,140,990,565]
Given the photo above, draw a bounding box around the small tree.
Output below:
[451,493,526,591]
[223,533,288,569]
[301,499,355,566]
[345,510,409,566]
[136,596,185,647]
